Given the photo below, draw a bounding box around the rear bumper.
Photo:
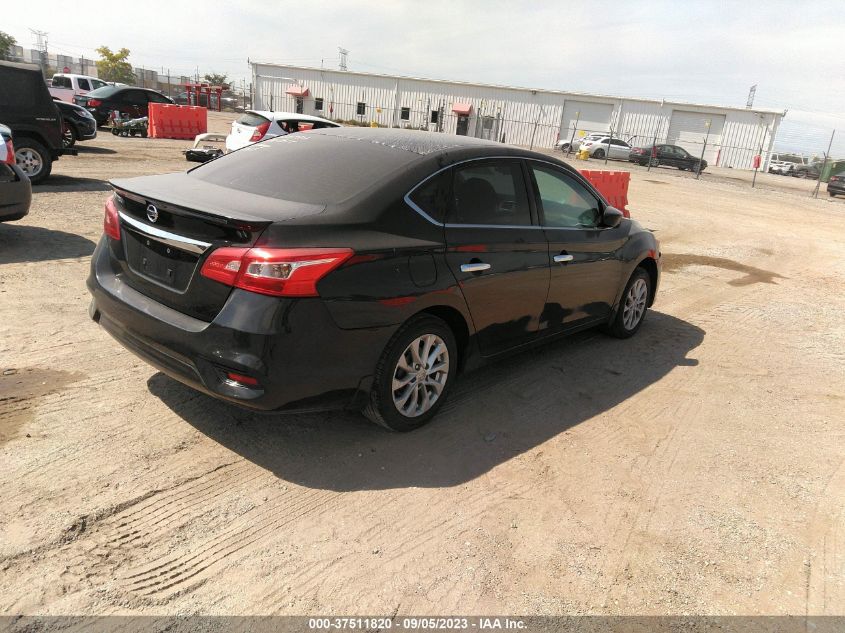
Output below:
[86,237,391,412]
[0,164,32,221]
[827,182,845,194]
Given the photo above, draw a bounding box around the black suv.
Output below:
[74,86,174,126]
[0,60,74,183]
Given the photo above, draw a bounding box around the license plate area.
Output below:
[123,229,199,292]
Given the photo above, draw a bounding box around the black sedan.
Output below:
[629,144,707,172]
[0,124,32,222]
[74,86,174,126]
[87,128,661,430]
[828,172,845,197]
[54,99,97,148]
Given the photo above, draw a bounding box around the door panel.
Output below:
[443,159,549,356]
[527,162,625,331]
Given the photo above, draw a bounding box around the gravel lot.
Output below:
[1,112,844,616]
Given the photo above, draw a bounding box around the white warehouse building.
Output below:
[250,62,785,170]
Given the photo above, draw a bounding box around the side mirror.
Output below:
[601,206,624,228]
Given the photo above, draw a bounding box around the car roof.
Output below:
[247,110,340,125]
[304,126,505,156]
[52,73,101,80]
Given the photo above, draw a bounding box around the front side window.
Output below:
[448,160,531,226]
[530,164,601,228]
[148,92,171,104]
[78,78,91,90]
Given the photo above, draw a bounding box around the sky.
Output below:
[5,0,845,155]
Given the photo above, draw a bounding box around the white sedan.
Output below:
[225,111,341,152]
[580,137,633,160]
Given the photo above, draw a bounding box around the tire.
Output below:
[604,267,651,339]
[14,138,52,184]
[111,127,119,136]
[648,157,659,167]
[363,314,458,431]
[140,129,148,138]
[559,143,570,153]
[592,148,605,159]
[830,192,837,198]
[62,123,77,148]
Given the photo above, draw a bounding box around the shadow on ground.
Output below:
[75,146,118,155]
[149,311,703,492]
[33,175,111,192]
[0,224,96,264]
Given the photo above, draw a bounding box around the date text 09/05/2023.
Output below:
[308,617,528,630]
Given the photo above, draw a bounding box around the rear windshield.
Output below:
[84,85,120,99]
[0,67,52,108]
[237,112,270,127]
[190,132,417,204]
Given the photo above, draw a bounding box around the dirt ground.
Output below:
[1,111,844,617]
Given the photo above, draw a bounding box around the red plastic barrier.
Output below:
[148,103,208,140]
[579,169,630,217]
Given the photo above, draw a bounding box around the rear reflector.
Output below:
[225,372,259,386]
[200,247,354,297]
[104,196,121,241]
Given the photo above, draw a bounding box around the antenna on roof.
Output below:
[338,47,349,71]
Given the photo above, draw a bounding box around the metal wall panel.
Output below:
[252,63,783,170]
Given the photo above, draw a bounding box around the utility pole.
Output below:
[566,111,580,156]
[813,129,836,199]
[696,119,712,180]
[30,29,49,76]
[338,47,349,71]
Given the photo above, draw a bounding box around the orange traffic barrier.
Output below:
[579,169,630,217]
[148,103,208,140]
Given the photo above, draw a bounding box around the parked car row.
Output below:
[556,135,708,172]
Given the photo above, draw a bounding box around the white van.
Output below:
[48,74,109,103]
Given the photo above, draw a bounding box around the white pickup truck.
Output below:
[48,74,108,103]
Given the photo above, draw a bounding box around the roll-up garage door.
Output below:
[560,101,613,140]
[666,110,725,163]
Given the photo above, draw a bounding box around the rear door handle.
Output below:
[460,262,491,273]
[553,254,574,263]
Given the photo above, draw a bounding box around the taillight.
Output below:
[87,99,102,107]
[200,247,354,297]
[104,196,121,241]
[631,148,644,155]
[249,121,271,142]
[2,138,13,166]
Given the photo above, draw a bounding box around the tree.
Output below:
[203,72,229,88]
[0,31,17,61]
[95,46,135,84]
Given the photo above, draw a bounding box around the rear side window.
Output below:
[530,164,601,228]
[448,160,531,226]
[52,76,71,88]
[0,68,50,108]
[148,92,171,103]
[237,112,270,127]
[84,85,120,99]
[408,170,451,223]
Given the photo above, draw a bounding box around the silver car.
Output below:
[580,137,632,160]
[556,132,607,153]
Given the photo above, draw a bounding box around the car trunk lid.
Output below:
[108,174,324,321]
